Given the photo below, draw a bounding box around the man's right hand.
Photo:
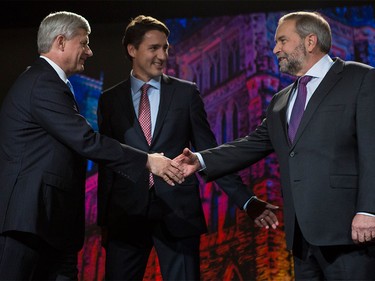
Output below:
[147,153,184,186]
[173,148,202,177]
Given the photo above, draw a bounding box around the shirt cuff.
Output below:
[357,212,375,217]
[243,196,257,210]
[195,152,206,171]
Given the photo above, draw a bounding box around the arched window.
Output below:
[235,44,240,72]
[209,50,220,89]
[227,41,241,79]
[232,105,239,140]
[210,63,215,89]
[228,52,234,77]
[216,60,221,85]
[193,63,203,92]
[221,112,227,144]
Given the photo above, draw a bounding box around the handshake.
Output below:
[146,148,201,186]
[147,148,279,229]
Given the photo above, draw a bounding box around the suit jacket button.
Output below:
[289,151,295,157]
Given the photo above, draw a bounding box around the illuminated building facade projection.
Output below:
[75,5,375,281]
[68,74,106,281]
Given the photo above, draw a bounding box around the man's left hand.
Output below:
[246,197,279,229]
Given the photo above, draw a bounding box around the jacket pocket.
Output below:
[43,172,73,191]
[42,172,83,229]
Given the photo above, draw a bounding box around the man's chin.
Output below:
[156,69,164,74]
[152,66,164,75]
[278,62,286,70]
[278,65,289,74]
[76,65,85,73]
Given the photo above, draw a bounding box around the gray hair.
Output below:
[278,11,331,54]
[37,11,91,54]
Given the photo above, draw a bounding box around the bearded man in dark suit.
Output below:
[177,11,375,280]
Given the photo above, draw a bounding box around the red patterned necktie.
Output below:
[138,83,154,187]
[288,75,313,143]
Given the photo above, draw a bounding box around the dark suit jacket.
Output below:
[199,58,375,249]
[0,58,148,251]
[97,74,253,238]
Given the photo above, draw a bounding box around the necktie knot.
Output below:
[141,83,151,95]
[299,75,313,86]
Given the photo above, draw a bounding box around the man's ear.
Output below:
[127,44,136,59]
[305,33,317,52]
[56,34,66,51]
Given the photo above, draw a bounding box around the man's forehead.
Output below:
[275,21,296,37]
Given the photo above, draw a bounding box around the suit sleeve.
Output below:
[96,93,117,226]
[30,73,147,183]
[188,83,254,209]
[201,115,274,182]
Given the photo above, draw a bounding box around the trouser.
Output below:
[105,187,201,281]
[293,223,375,280]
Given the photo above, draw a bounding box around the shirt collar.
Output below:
[40,55,69,83]
[305,54,334,79]
[130,70,161,93]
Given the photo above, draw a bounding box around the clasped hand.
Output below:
[147,153,184,186]
[173,148,201,177]
[147,148,201,186]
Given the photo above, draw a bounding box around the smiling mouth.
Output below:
[79,60,86,68]
[153,61,164,68]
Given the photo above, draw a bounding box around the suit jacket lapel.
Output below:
[151,75,174,146]
[116,79,148,143]
[292,58,344,145]
[37,58,81,112]
[277,83,296,146]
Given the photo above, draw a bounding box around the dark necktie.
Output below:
[288,75,313,143]
[138,83,154,187]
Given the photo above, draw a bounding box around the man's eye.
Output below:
[81,42,89,48]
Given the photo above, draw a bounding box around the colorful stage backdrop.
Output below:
[71,5,375,281]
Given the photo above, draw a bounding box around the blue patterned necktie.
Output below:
[288,75,313,143]
[66,79,75,97]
